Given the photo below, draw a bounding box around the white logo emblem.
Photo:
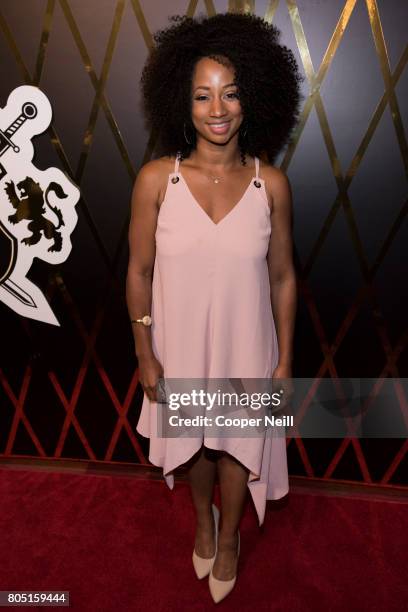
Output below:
[0,85,80,326]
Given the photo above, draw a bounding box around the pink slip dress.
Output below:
[136,153,289,526]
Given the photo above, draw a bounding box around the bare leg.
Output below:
[186,445,218,558]
[213,451,249,580]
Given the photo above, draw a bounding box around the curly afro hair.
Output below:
[141,12,304,164]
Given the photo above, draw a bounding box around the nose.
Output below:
[209,95,226,117]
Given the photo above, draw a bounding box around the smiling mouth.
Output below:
[207,121,231,133]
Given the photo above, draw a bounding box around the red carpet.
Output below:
[0,467,406,611]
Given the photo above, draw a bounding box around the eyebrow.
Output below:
[194,83,237,91]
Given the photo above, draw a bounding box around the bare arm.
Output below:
[126,161,164,399]
[265,167,297,372]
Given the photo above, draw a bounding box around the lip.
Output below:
[207,121,231,135]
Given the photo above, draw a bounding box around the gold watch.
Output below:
[131,315,152,326]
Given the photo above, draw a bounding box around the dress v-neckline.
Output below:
[177,171,255,228]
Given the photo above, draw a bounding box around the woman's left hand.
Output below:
[271,363,294,412]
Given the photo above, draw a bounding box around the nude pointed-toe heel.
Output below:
[208,530,240,603]
[192,504,220,579]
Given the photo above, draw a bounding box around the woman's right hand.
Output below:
[138,353,164,402]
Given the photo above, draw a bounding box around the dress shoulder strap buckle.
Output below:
[171,152,181,183]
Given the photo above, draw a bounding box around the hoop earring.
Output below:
[183,122,192,145]
[239,123,248,165]
[240,123,248,139]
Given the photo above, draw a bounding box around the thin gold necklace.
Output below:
[206,156,245,183]
[209,174,224,184]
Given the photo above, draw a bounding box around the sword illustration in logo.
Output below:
[0,102,38,308]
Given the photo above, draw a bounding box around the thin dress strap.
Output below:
[174,152,181,174]
[254,156,259,178]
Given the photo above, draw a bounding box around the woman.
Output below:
[126,12,302,603]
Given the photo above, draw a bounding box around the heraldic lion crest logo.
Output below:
[0,85,80,325]
[5,177,68,252]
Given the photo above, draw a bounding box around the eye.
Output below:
[194,95,208,101]
[225,92,239,99]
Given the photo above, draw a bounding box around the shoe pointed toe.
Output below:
[192,549,215,579]
[208,571,237,603]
